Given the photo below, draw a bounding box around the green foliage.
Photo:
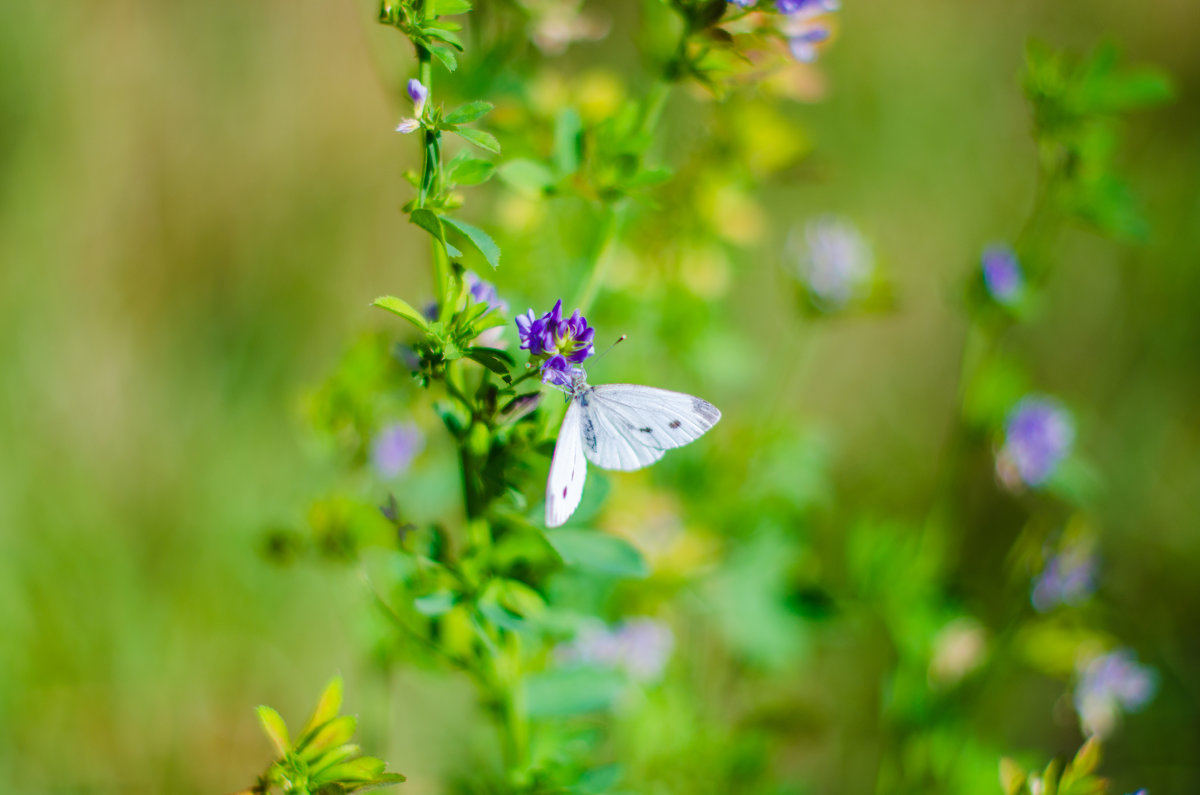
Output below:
[1000,740,1109,795]
[248,678,405,795]
[1025,41,1173,241]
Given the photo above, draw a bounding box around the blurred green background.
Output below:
[2,1,1198,792]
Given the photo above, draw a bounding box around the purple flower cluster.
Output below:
[981,244,1024,305]
[466,271,508,315]
[777,0,839,63]
[516,299,595,387]
[395,79,429,135]
[996,396,1074,489]
[1075,649,1157,738]
[371,422,424,478]
[1031,544,1098,612]
[555,618,675,683]
[728,0,839,63]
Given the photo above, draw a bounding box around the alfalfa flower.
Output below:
[555,618,674,683]
[515,299,595,384]
[996,396,1075,489]
[777,0,839,63]
[371,422,424,478]
[793,215,875,311]
[395,79,429,134]
[981,244,1025,306]
[1032,542,1098,612]
[1074,649,1156,739]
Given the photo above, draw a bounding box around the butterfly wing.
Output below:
[581,384,721,471]
[545,397,588,527]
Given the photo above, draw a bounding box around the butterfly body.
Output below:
[545,374,721,527]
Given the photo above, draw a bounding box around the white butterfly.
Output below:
[545,371,722,527]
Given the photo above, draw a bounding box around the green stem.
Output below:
[571,203,620,315]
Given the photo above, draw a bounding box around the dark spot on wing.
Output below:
[582,417,597,451]
[640,426,653,433]
[691,398,721,423]
[562,486,568,498]
[668,419,682,429]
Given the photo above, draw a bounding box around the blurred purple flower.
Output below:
[777,0,839,13]
[556,618,674,683]
[1032,546,1098,612]
[996,396,1074,489]
[794,215,874,310]
[371,422,424,478]
[1075,649,1156,739]
[787,24,831,62]
[981,244,1024,305]
[466,271,508,315]
[729,0,757,6]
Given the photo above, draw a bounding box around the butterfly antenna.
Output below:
[592,334,627,365]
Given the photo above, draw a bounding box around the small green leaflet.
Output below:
[453,127,501,154]
[410,208,464,258]
[442,216,501,269]
[373,296,429,330]
[444,101,494,126]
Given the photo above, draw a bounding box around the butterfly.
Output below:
[545,371,722,527]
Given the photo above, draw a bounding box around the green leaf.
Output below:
[372,295,429,331]
[308,743,361,776]
[302,677,343,736]
[1071,737,1102,777]
[303,715,358,757]
[410,208,464,258]
[444,101,494,126]
[256,705,290,756]
[413,591,458,616]
[442,216,501,269]
[313,756,385,784]
[452,127,501,154]
[423,27,464,50]
[446,152,495,185]
[351,773,408,792]
[999,758,1027,795]
[498,158,557,196]
[466,346,514,376]
[428,43,458,72]
[429,0,472,14]
[545,529,649,579]
[553,108,582,176]
[523,667,626,717]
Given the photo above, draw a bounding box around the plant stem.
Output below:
[571,204,620,315]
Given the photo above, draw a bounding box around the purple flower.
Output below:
[556,618,674,683]
[777,0,839,13]
[407,79,429,115]
[515,299,596,382]
[776,0,838,62]
[371,422,424,478]
[794,215,874,310]
[516,309,549,355]
[787,24,831,62]
[1075,649,1157,738]
[996,396,1074,489]
[1032,545,1098,612]
[466,271,508,315]
[541,354,582,387]
[981,244,1024,305]
[396,79,429,134]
